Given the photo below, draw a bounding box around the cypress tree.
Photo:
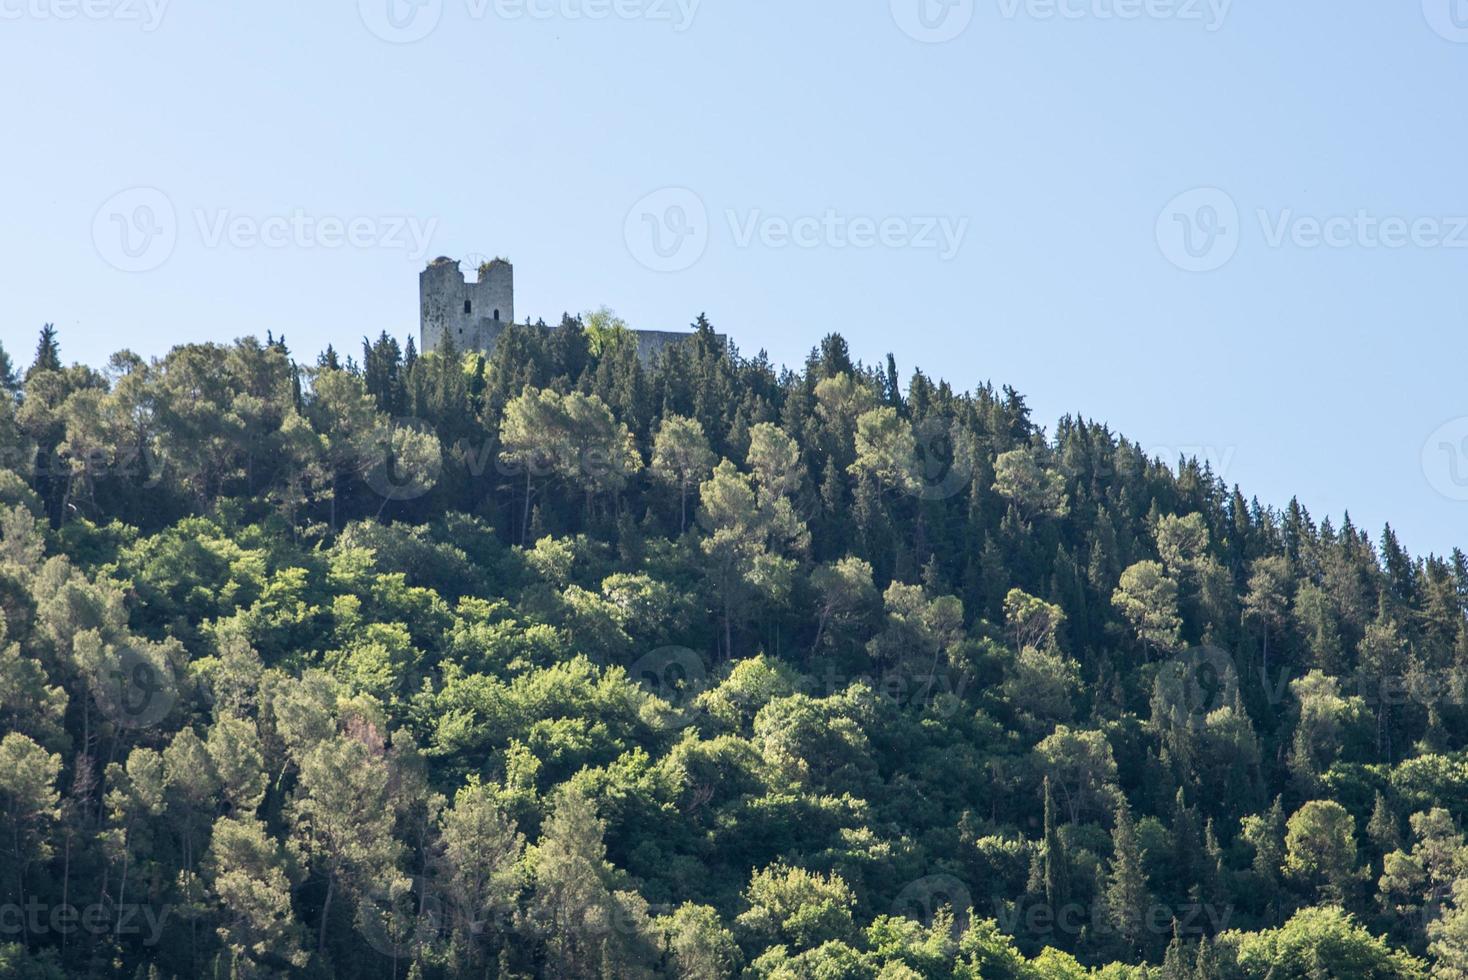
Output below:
[1107,797,1150,955]
[1043,775,1069,910]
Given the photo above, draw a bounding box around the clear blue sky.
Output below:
[3,1,1467,558]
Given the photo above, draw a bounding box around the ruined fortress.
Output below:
[420,256,712,362]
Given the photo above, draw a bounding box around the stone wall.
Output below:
[419,257,720,363]
[419,257,513,355]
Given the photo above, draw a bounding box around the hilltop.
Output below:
[0,317,1462,979]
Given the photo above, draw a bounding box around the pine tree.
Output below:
[1194,935,1220,979]
[527,787,617,978]
[0,340,17,395]
[1197,818,1228,913]
[1367,791,1401,857]
[1169,788,1203,903]
[1380,524,1417,609]
[28,323,61,378]
[362,331,406,415]
[1107,798,1151,955]
[1161,921,1190,980]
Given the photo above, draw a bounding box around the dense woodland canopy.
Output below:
[0,316,1465,979]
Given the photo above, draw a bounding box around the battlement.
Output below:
[419,257,716,363]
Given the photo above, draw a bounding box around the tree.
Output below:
[1040,774,1068,909]
[289,729,404,954]
[525,786,620,979]
[813,373,876,450]
[559,390,642,514]
[305,367,382,528]
[582,306,631,357]
[206,815,308,976]
[1429,877,1468,979]
[1368,791,1401,857]
[1112,560,1183,655]
[864,581,963,683]
[440,778,524,967]
[809,557,877,654]
[1228,906,1427,979]
[752,691,873,790]
[1284,800,1363,904]
[5,324,1468,977]
[1244,555,1292,677]
[0,944,65,979]
[28,324,61,378]
[1034,726,1119,825]
[849,407,919,496]
[1295,582,1346,674]
[0,504,45,573]
[0,734,61,919]
[650,414,714,533]
[0,621,67,754]
[1107,798,1151,955]
[357,416,443,516]
[1287,671,1369,792]
[746,422,804,504]
[656,903,741,980]
[992,446,1065,519]
[205,715,268,816]
[1155,512,1210,580]
[1378,808,1466,927]
[697,459,807,657]
[49,387,118,517]
[0,340,19,395]
[735,863,856,952]
[1003,588,1066,653]
[361,331,406,415]
[499,386,571,544]
[1359,614,1410,763]
[1003,645,1080,730]
[101,747,166,936]
[162,726,220,922]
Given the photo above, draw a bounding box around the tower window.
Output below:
[464,300,472,314]
[493,308,501,321]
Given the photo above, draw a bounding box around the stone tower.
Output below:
[419,256,514,354]
[419,255,722,362]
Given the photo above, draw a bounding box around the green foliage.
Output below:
[1,323,1465,977]
[1226,906,1427,979]
[1284,800,1364,904]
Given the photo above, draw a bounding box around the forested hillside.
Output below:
[0,317,1465,979]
